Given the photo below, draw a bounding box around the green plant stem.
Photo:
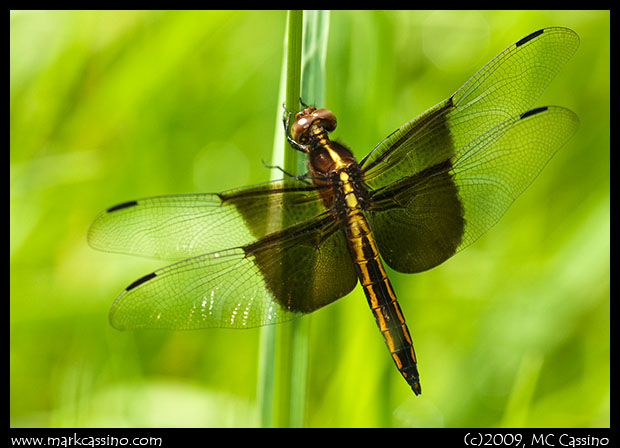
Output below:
[257,9,329,428]
[257,10,303,428]
[274,10,303,429]
[285,10,330,428]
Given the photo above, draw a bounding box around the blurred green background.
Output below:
[10,10,609,428]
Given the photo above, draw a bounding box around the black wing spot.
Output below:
[107,200,138,213]
[126,272,157,291]
[520,106,548,119]
[516,28,545,47]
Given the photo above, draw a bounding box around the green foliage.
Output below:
[10,10,609,427]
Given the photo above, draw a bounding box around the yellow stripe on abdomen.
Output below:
[344,211,421,395]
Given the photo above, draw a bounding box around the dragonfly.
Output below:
[88,27,579,395]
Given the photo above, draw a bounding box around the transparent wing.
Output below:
[88,177,326,261]
[368,106,578,273]
[109,213,359,330]
[361,27,579,190]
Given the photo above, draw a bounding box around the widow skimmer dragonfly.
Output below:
[88,27,579,395]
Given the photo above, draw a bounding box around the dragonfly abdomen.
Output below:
[344,211,421,395]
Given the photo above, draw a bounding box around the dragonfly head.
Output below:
[291,106,337,145]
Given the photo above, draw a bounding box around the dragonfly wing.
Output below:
[109,213,359,330]
[88,177,326,261]
[361,27,579,190]
[368,106,578,273]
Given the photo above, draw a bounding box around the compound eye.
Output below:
[311,108,337,132]
[291,116,311,143]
